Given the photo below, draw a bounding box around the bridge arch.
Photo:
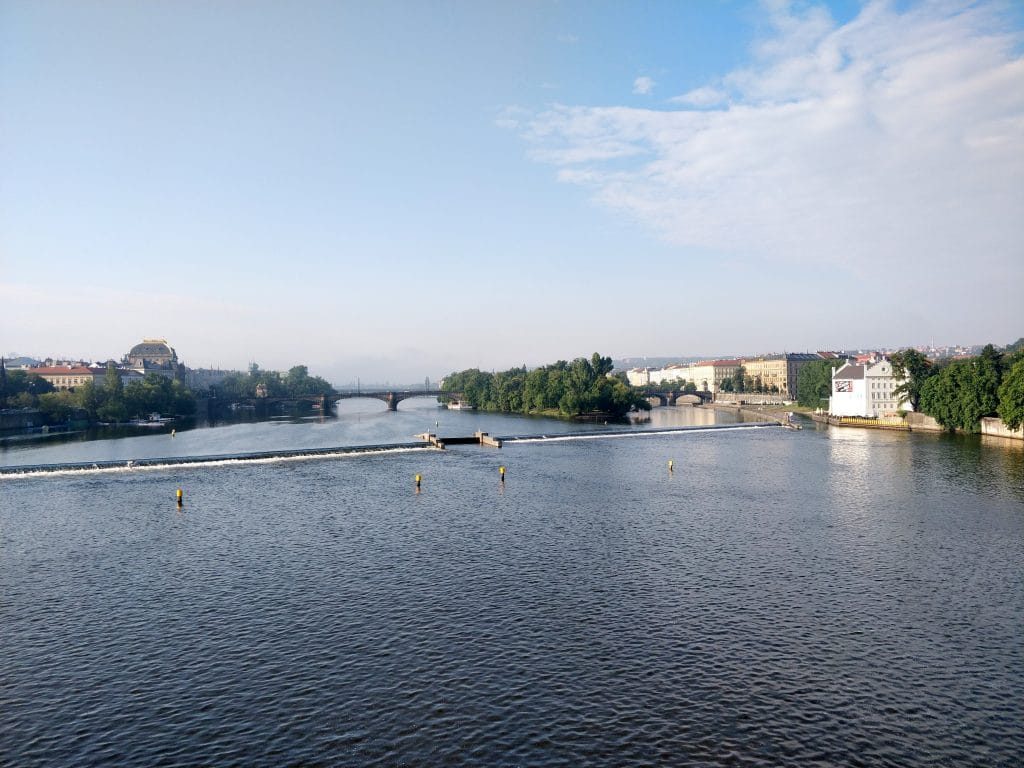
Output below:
[330,390,462,411]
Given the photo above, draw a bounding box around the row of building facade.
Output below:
[5,339,194,392]
[628,353,913,417]
[627,353,824,400]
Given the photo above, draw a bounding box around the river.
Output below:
[2,401,1022,766]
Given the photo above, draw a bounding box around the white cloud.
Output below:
[494,105,529,131]
[633,76,655,95]
[521,1,1024,292]
[669,86,727,107]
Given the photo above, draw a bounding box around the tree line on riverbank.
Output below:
[442,354,651,419]
[211,365,334,400]
[897,342,1024,431]
[794,340,1024,432]
[1,364,196,424]
[1,361,336,426]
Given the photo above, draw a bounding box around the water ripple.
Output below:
[2,432,1022,766]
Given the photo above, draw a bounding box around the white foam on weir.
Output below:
[0,446,437,480]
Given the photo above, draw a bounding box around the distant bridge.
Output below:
[329,390,462,411]
[645,390,714,406]
[209,390,462,414]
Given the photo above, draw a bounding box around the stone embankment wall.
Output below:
[715,394,791,406]
[833,411,1023,441]
[905,412,943,432]
[980,417,1024,441]
[1,409,42,432]
[707,402,788,424]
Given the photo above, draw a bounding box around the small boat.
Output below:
[131,413,174,427]
[447,401,476,411]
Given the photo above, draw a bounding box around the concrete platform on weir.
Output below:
[414,431,503,449]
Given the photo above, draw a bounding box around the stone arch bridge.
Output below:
[645,390,714,406]
[217,390,463,413]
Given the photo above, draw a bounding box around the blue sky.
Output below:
[2,0,1022,383]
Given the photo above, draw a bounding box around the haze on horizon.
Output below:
[3,0,1022,383]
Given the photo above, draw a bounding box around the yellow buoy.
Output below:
[499,466,506,482]
[176,488,183,506]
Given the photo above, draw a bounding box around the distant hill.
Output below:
[615,355,733,370]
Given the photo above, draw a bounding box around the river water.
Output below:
[2,401,1022,766]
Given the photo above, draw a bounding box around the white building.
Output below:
[641,360,741,393]
[649,363,691,386]
[830,359,913,417]
[626,367,653,387]
[687,360,741,394]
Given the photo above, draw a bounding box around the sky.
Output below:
[2,0,1022,384]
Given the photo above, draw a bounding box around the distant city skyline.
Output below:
[3,1,1022,382]
[6,336,1018,388]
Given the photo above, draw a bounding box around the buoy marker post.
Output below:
[415,474,422,493]
[499,466,506,483]
[668,459,674,473]
[176,488,183,507]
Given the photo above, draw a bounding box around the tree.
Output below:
[443,352,645,418]
[890,349,932,411]
[105,363,124,399]
[97,397,128,423]
[2,370,55,399]
[919,362,960,429]
[75,380,101,420]
[733,366,746,393]
[37,391,78,422]
[974,344,1004,417]
[283,365,334,396]
[997,358,1024,430]
[10,392,34,408]
[797,360,834,407]
[590,352,614,378]
[919,354,1001,432]
[108,373,198,420]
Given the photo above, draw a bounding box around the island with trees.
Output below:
[211,364,334,400]
[442,353,650,420]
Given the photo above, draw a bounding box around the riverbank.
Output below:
[703,402,791,425]
[805,410,1024,441]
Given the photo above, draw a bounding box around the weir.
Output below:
[0,442,434,477]
[496,422,781,443]
[0,422,784,477]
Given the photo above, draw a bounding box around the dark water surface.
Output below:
[2,405,1022,766]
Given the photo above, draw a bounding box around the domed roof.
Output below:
[129,340,172,357]
[126,339,177,366]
